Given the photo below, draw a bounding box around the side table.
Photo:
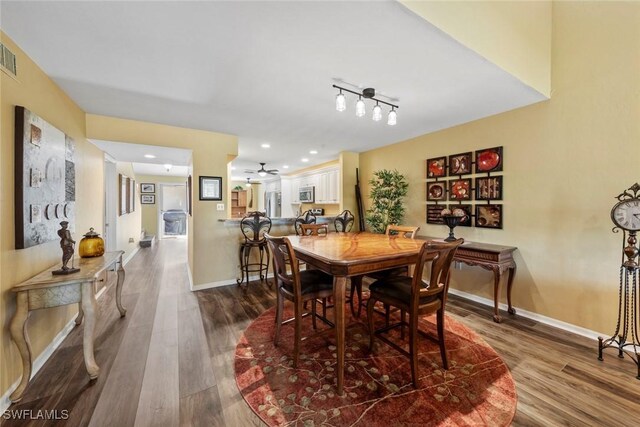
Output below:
[9,251,126,403]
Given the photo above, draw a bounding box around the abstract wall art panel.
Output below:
[15,106,76,249]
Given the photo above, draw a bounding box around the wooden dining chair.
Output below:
[299,223,329,236]
[266,234,335,368]
[349,224,420,318]
[367,238,463,388]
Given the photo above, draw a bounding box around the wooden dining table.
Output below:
[287,232,425,395]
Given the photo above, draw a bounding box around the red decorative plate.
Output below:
[477,151,500,171]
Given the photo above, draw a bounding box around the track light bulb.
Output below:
[335,91,346,112]
[355,97,365,117]
[372,104,382,122]
[387,108,397,126]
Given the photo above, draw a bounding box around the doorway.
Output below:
[157,183,188,240]
[104,158,117,251]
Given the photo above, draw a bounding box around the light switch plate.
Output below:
[216,203,224,211]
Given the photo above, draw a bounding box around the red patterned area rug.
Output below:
[235,305,517,427]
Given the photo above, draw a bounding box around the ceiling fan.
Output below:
[244,162,278,177]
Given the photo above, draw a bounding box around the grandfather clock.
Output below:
[598,183,640,378]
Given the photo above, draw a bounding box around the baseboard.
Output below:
[123,246,140,266]
[0,316,77,412]
[191,272,274,292]
[448,288,609,341]
[0,280,111,413]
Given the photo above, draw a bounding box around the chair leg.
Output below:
[367,296,377,352]
[293,300,302,368]
[274,292,284,346]
[409,311,419,388]
[357,280,364,318]
[311,299,318,330]
[384,304,390,327]
[322,298,327,319]
[437,308,448,370]
[400,309,405,340]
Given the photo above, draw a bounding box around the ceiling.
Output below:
[1,1,545,182]
[91,140,191,177]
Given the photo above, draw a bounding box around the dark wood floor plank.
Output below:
[179,386,225,427]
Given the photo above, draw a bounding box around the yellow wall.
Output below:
[360,1,640,332]
[115,163,141,260]
[85,115,238,286]
[0,33,104,395]
[137,174,188,237]
[400,0,552,97]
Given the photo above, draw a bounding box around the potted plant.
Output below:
[365,169,409,233]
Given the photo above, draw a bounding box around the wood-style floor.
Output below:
[4,239,640,426]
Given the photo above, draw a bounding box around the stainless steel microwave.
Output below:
[299,186,315,203]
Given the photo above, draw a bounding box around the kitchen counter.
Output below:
[220,216,336,226]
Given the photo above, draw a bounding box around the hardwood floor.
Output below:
[4,239,640,426]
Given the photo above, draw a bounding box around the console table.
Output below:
[421,238,517,323]
[9,251,126,403]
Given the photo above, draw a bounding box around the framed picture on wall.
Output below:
[475,176,503,200]
[141,194,155,204]
[475,204,503,229]
[140,183,155,193]
[427,181,446,201]
[129,179,135,213]
[448,152,472,176]
[475,146,503,173]
[187,175,193,215]
[426,204,445,225]
[448,204,472,227]
[199,176,222,201]
[449,179,472,201]
[426,156,446,178]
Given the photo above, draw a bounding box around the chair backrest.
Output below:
[265,233,302,299]
[411,238,464,306]
[334,210,355,232]
[240,211,272,242]
[294,210,317,235]
[386,224,420,239]
[299,223,329,236]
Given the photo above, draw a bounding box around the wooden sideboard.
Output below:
[421,237,517,323]
[9,251,126,403]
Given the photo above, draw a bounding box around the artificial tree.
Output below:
[365,169,409,233]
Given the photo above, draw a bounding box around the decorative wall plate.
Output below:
[449,179,471,201]
[475,147,503,173]
[427,182,446,201]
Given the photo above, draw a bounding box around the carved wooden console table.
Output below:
[422,238,517,323]
[9,251,126,403]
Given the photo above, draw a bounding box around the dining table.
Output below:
[287,231,425,395]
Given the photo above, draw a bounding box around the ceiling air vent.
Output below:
[1,43,17,77]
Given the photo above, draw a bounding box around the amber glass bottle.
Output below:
[79,228,105,258]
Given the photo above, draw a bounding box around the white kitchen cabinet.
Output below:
[290,166,340,205]
[327,168,339,203]
[291,177,301,203]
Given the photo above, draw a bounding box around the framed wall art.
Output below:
[119,174,128,216]
[475,204,503,229]
[426,204,445,225]
[475,176,503,200]
[141,194,155,204]
[448,152,472,176]
[140,183,155,193]
[187,175,193,215]
[475,146,503,173]
[449,179,472,201]
[426,156,446,178]
[199,176,222,201]
[128,178,135,213]
[14,106,76,249]
[427,181,447,202]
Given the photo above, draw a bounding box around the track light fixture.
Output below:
[333,84,398,125]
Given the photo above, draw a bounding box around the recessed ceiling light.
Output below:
[309,150,318,154]
[144,154,156,159]
[301,158,309,163]
[282,165,289,169]
[261,143,271,148]
[231,166,236,170]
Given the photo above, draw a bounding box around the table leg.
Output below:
[75,303,84,325]
[9,292,32,403]
[492,266,503,323]
[81,282,100,379]
[507,264,517,315]
[116,257,127,317]
[333,276,347,396]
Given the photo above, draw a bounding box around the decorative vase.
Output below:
[442,214,464,242]
[79,228,105,258]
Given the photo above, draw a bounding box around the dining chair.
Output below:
[266,233,335,368]
[367,238,463,388]
[299,223,329,236]
[333,210,355,232]
[294,210,317,235]
[349,224,420,318]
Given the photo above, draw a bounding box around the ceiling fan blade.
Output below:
[267,169,279,173]
[267,171,278,175]
[244,170,257,174]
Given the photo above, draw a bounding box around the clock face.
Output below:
[611,198,640,231]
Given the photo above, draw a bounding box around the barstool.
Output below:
[334,210,355,232]
[237,211,272,289]
[294,210,317,235]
